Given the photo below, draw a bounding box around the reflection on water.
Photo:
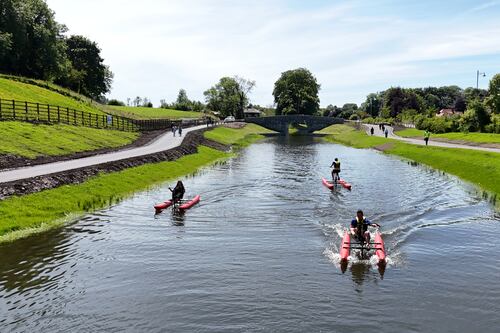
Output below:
[1,136,499,332]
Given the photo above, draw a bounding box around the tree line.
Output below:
[325,74,500,133]
[0,0,112,100]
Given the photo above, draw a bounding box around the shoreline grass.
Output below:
[0,121,138,159]
[0,124,268,243]
[395,128,500,145]
[320,125,500,208]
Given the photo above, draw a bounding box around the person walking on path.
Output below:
[178,125,183,137]
[172,125,176,137]
[424,130,430,146]
[370,127,374,135]
[384,128,389,138]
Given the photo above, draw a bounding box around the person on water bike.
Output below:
[330,158,341,183]
[350,210,380,246]
[169,180,185,204]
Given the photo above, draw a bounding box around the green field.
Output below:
[0,124,268,242]
[107,105,204,120]
[396,128,500,145]
[0,121,138,159]
[321,125,500,205]
[0,77,104,115]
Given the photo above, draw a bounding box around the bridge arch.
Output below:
[246,115,343,134]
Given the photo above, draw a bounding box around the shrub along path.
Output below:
[363,124,500,153]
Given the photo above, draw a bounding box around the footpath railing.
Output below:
[0,98,206,132]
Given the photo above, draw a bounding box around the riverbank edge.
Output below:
[0,125,268,243]
[321,125,499,209]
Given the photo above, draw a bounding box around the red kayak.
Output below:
[322,178,352,190]
[374,231,386,263]
[340,231,351,261]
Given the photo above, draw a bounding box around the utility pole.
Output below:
[476,70,486,89]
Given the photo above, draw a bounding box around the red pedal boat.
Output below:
[154,195,200,213]
[322,177,352,190]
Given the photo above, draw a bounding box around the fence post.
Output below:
[57,106,60,123]
[66,108,69,124]
[74,110,77,125]
[88,113,91,128]
[25,101,28,121]
[47,104,51,122]
[37,103,40,121]
[13,100,16,120]
[81,111,84,125]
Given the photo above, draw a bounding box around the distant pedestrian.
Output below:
[379,123,382,130]
[172,125,176,137]
[382,124,385,132]
[178,125,183,136]
[370,127,374,135]
[424,130,430,146]
[384,128,388,138]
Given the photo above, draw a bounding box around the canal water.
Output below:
[1,136,499,332]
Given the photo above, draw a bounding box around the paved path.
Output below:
[363,124,500,153]
[0,125,208,184]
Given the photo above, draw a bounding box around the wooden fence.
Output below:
[0,99,206,131]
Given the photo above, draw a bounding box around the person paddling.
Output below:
[330,158,341,184]
[169,180,185,204]
[350,210,380,245]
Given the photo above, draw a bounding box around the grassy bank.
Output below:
[0,124,268,242]
[0,77,103,115]
[106,105,204,120]
[0,121,138,159]
[204,123,274,146]
[320,125,500,206]
[396,128,500,145]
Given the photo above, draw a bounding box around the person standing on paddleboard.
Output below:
[169,180,185,204]
[330,158,341,184]
[350,210,380,245]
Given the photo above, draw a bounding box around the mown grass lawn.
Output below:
[0,121,138,159]
[106,105,204,120]
[0,77,103,115]
[396,128,500,144]
[204,124,274,146]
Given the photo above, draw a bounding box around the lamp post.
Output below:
[476,70,486,89]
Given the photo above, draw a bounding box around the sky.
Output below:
[46,0,500,107]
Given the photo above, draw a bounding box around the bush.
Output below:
[107,99,125,106]
[485,114,500,133]
[349,114,360,120]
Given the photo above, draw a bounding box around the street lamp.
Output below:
[476,70,486,89]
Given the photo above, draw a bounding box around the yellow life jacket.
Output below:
[333,160,341,171]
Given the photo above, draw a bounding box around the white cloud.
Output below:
[46,0,500,106]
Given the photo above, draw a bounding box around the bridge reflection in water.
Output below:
[246,114,343,134]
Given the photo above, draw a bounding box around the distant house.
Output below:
[243,108,262,118]
[436,108,463,117]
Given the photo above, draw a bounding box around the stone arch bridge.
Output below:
[246,115,343,134]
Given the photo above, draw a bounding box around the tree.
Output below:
[56,35,113,99]
[486,73,500,114]
[384,87,406,117]
[460,100,490,132]
[273,68,320,115]
[360,93,383,117]
[339,103,358,119]
[0,0,67,80]
[204,76,254,118]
